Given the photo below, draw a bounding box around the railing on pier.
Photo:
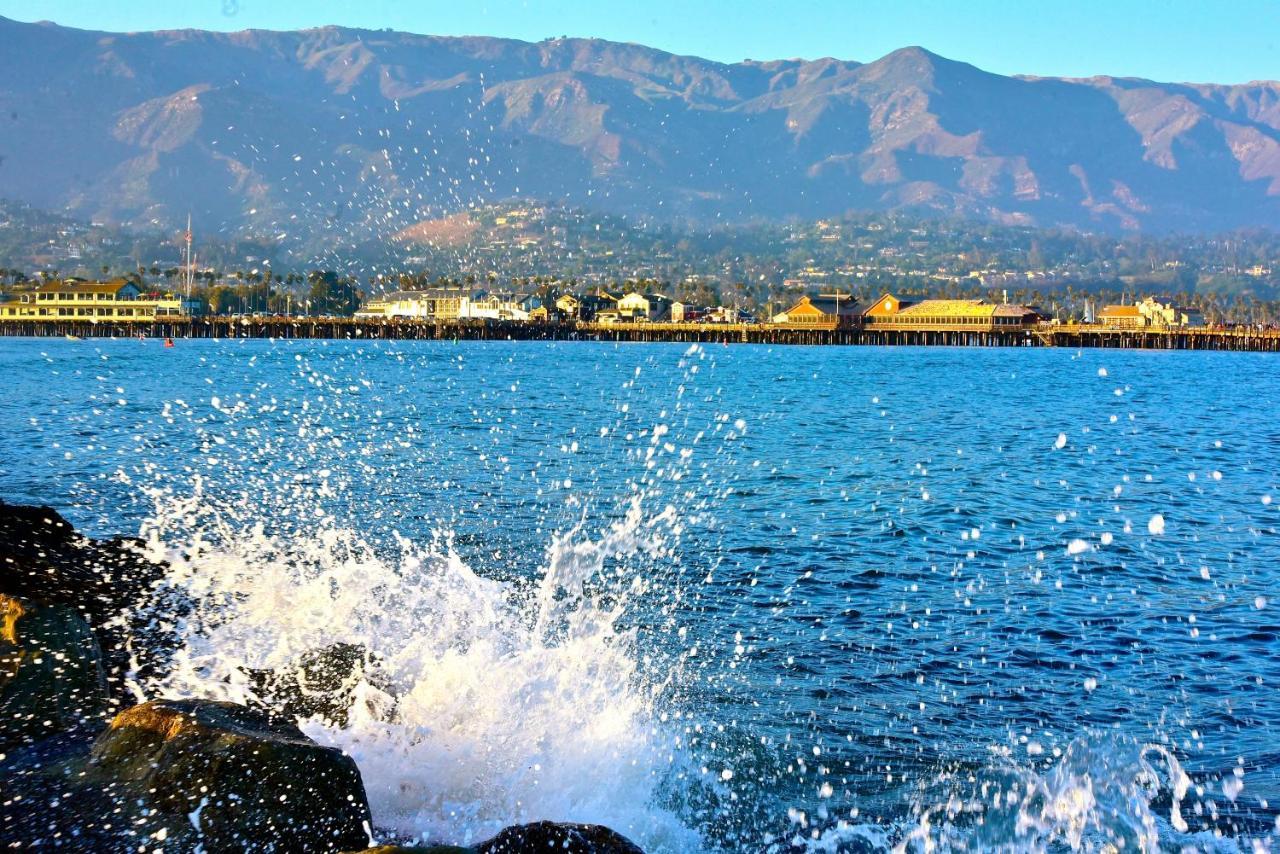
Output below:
[2,317,1279,352]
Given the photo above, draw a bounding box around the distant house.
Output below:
[579,291,620,322]
[704,306,749,323]
[774,294,862,327]
[617,292,673,322]
[555,293,582,319]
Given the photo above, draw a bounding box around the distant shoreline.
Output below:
[3,317,1280,352]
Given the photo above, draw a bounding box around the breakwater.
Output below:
[3,317,1280,350]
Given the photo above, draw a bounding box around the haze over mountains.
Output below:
[1,15,1278,248]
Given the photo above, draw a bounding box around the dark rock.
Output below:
[0,500,174,704]
[0,594,110,748]
[476,821,645,854]
[341,824,645,854]
[89,698,373,852]
[245,642,390,727]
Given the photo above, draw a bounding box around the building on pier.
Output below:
[773,294,864,327]
[355,288,475,320]
[1097,304,1145,329]
[861,293,1041,331]
[0,280,201,321]
[1099,296,1205,329]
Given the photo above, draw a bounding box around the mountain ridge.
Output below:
[0,16,1277,242]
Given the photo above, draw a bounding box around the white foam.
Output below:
[139,492,703,852]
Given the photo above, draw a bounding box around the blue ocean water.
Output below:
[1,338,1277,851]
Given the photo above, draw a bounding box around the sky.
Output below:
[0,0,1277,84]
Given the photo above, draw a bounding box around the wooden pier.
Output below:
[2,317,1279,352]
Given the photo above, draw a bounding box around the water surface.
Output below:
[2,339,1277,851]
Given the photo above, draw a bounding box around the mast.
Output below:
[183,213,194,299]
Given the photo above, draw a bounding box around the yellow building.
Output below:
[0,281,196,321]
[1098,305,1146,329]
[616,292,673,322]
[773,294,862,327]
[862,294,1040,330]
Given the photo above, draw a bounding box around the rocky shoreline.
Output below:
[0,500,645,853]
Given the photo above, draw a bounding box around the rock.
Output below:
[341,825,645,854]
[476,822,645,854]
[0,593,110,748]
[0,500,172,703]
[90,698,373,852]
[245,642,390,727]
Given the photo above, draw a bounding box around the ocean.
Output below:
[2,337,1277,852]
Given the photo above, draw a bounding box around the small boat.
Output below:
[65,334,82,342]
[164,337,175,348]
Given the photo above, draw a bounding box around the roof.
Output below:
[1099,305,1141,317]
[807,295,863,316]
[993,304,1040,317]
[898,299,996,318]
[35,280,136,295]
[784,295,862,316]
[379,288,477,301]
[863,293,915,314]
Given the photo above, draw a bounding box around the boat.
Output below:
[65,334,82,342]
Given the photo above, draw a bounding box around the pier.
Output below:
[2,317,1280,351]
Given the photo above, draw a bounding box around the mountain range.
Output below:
[1,15,1278,246]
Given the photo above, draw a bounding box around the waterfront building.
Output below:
[1098,304,1146,329]
[1138,296,1205,328]
[862,293,1040,330]
[774,294,863,327]
[354,288,475,320]
[670,301,713,322]
[555,294,582,319]
[580,291,621,322]
[0,280,201,321]
[466,292,531,321]
[1099,297,1205,329]
[616,292,673,322]
[862,292,915,324]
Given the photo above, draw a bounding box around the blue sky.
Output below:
[1,0,1276,83]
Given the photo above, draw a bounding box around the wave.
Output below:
[132,486,705,851]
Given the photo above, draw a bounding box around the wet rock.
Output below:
[342,825,645,854]
[476,822,645,853]
[0,593,110,748]
[90,698,373,852]
[0,500,172,702]
[245,642,390,727]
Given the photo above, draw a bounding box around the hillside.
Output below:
[0,16,1278,241]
